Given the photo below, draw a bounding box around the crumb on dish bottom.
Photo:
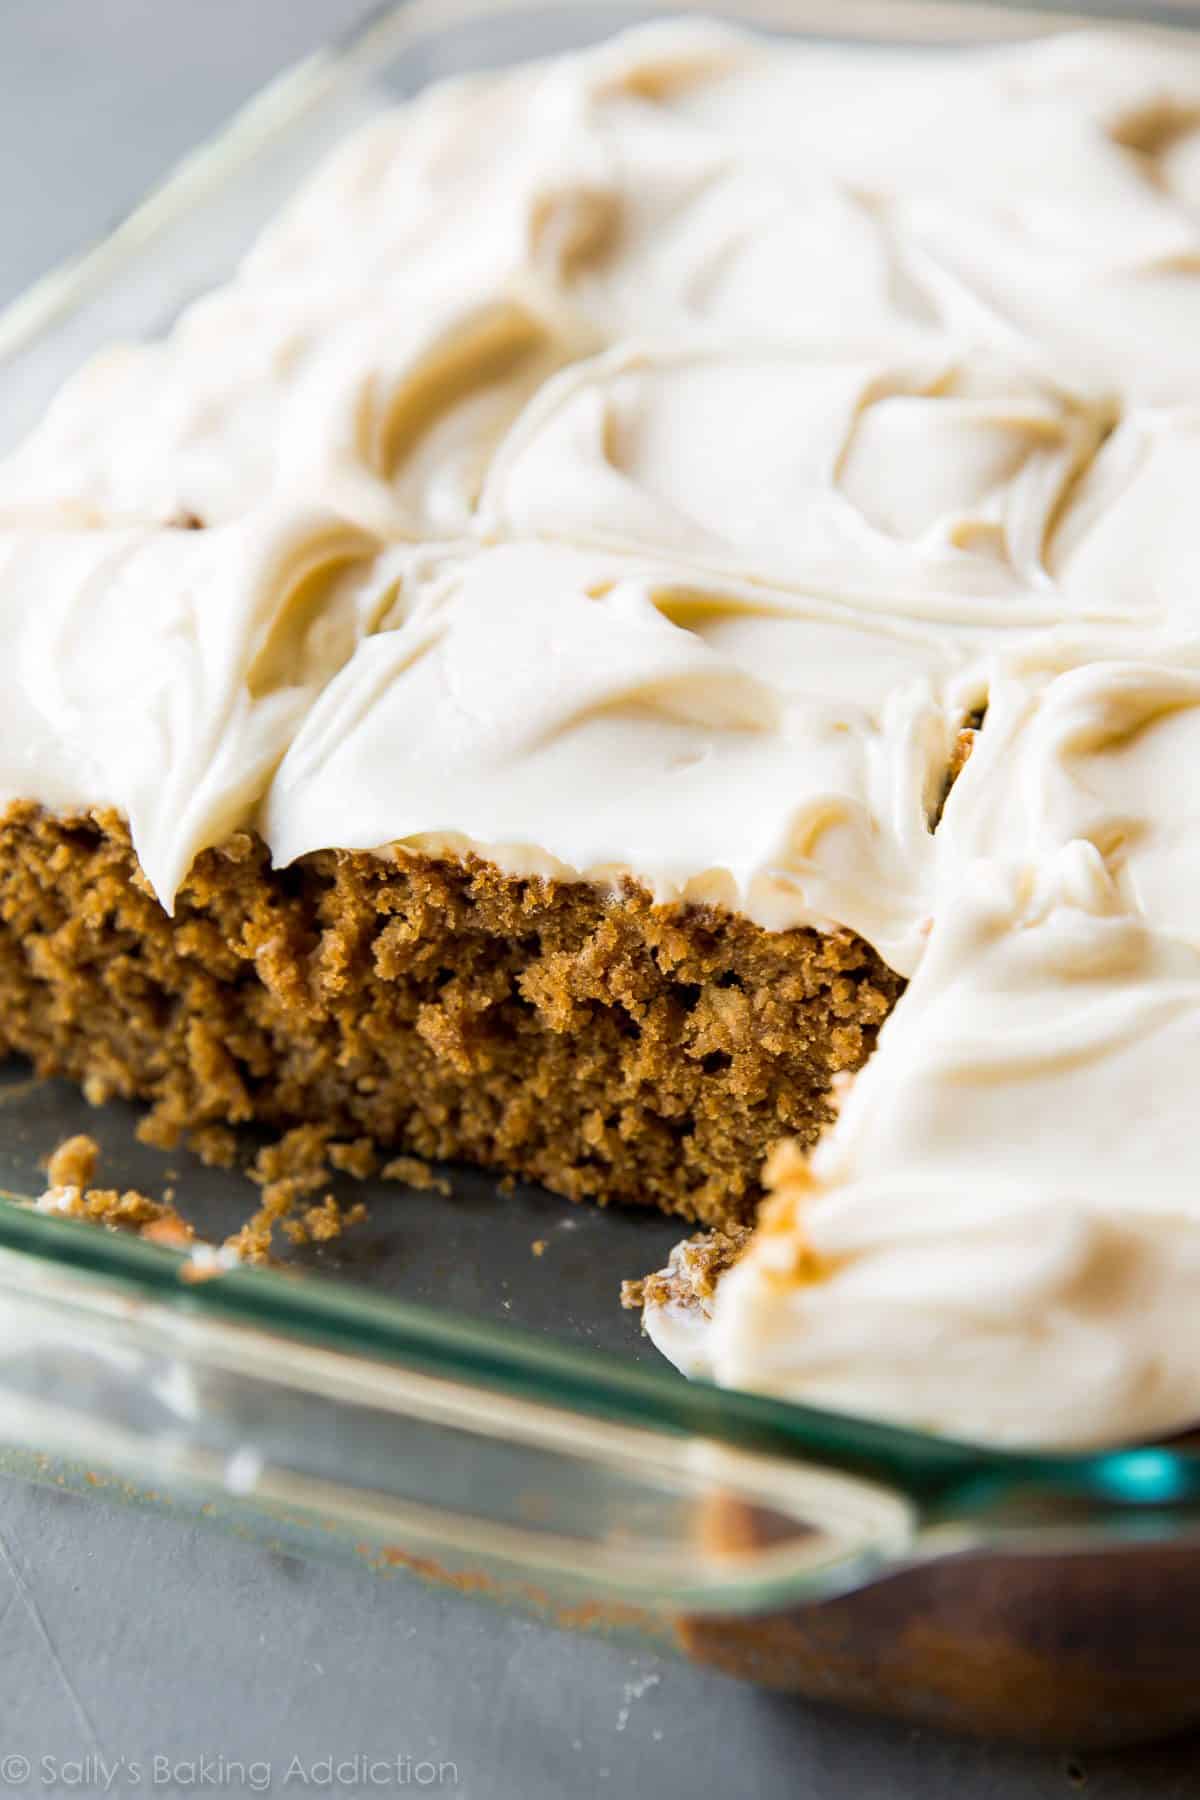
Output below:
[620,1223,753,1312]
[34,1126,369,1261]
[0,803,902,1228]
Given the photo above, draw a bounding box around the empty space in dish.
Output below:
[0,1062,684,1356]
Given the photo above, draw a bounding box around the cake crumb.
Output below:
[621,1225,753,1313]
[225,1124,373,1261]
[247,1124,335,1188]
[82,1073,113,1108]
[381,1154,452,1197]
[44,1133,99,1191]
[224,1126,334,1260]
[328,1137,378,1179]
[948,724,978,784]
[220,1190,292,1263]
[188,1124,238,1168]
[30,1124,371,1268]
[282,1195,369,1246]
[136,1112,179,1150]
[34,1134,195,1247]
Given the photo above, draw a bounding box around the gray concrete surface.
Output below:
[1,4,1199,1795]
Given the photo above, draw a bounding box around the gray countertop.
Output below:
[0,5,1198,1795]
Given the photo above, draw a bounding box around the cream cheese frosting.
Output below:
[5,19,1200,1445]
[649,845,1200,1449]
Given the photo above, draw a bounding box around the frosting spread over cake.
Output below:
[649,839,1200,1447]
[5,18,1200,1444]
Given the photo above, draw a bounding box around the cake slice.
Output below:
[0,801,900,1224]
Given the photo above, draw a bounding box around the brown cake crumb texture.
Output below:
[0,804,902,1229]
[38,1133,195,1247]
[930,708,982,831]
[36,1126,369,1263]
[379,1153,452,1197]
[623,1136,842,1308]
[232,1123,369,1258]
[45,1133,101,1191]
[620,1224,754,1313]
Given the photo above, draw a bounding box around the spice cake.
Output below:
[4,20,1200,1445]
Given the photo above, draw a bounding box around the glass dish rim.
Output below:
[3,1193,1200,1525]
[2,0,1200,1545]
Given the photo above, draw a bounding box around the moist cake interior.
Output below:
[0,804,899,1228]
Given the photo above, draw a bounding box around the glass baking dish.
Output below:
[4,0,1200,1749]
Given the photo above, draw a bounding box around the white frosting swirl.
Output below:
[651,847,1200,1450]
